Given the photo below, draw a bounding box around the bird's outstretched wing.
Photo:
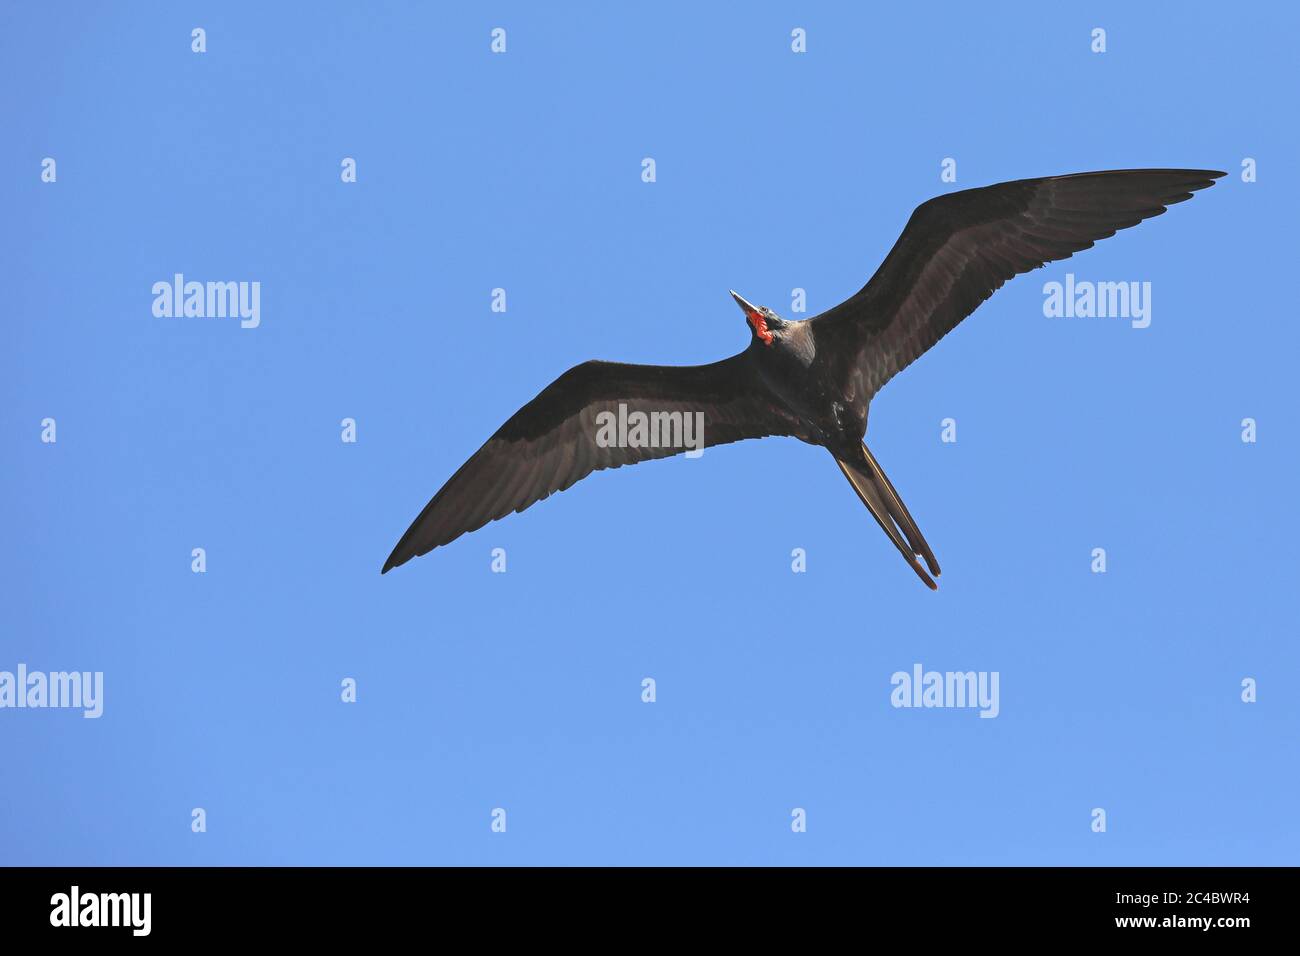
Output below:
[383,354,799,571]
[812,169,1225,398]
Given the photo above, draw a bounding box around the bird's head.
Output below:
[730,290,785,347]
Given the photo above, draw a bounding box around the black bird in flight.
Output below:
[384,169,1224,587]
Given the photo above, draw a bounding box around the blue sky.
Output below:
[2,2,1296,865]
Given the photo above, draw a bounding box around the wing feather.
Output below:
[813,169,1224,398]
[382,353,798,571]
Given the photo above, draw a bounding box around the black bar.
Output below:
[0,866,1277,940]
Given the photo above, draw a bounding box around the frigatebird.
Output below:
[383,169,1224,587]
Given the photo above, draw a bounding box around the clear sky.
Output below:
[3,1,1295,865]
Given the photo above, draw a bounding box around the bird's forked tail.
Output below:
[835,443,941,590]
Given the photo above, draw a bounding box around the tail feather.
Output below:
[858,443,940,577]
[835,445,939,590]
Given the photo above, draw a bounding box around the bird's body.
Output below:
[749,322,845,443]
[383,169,1225,587]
